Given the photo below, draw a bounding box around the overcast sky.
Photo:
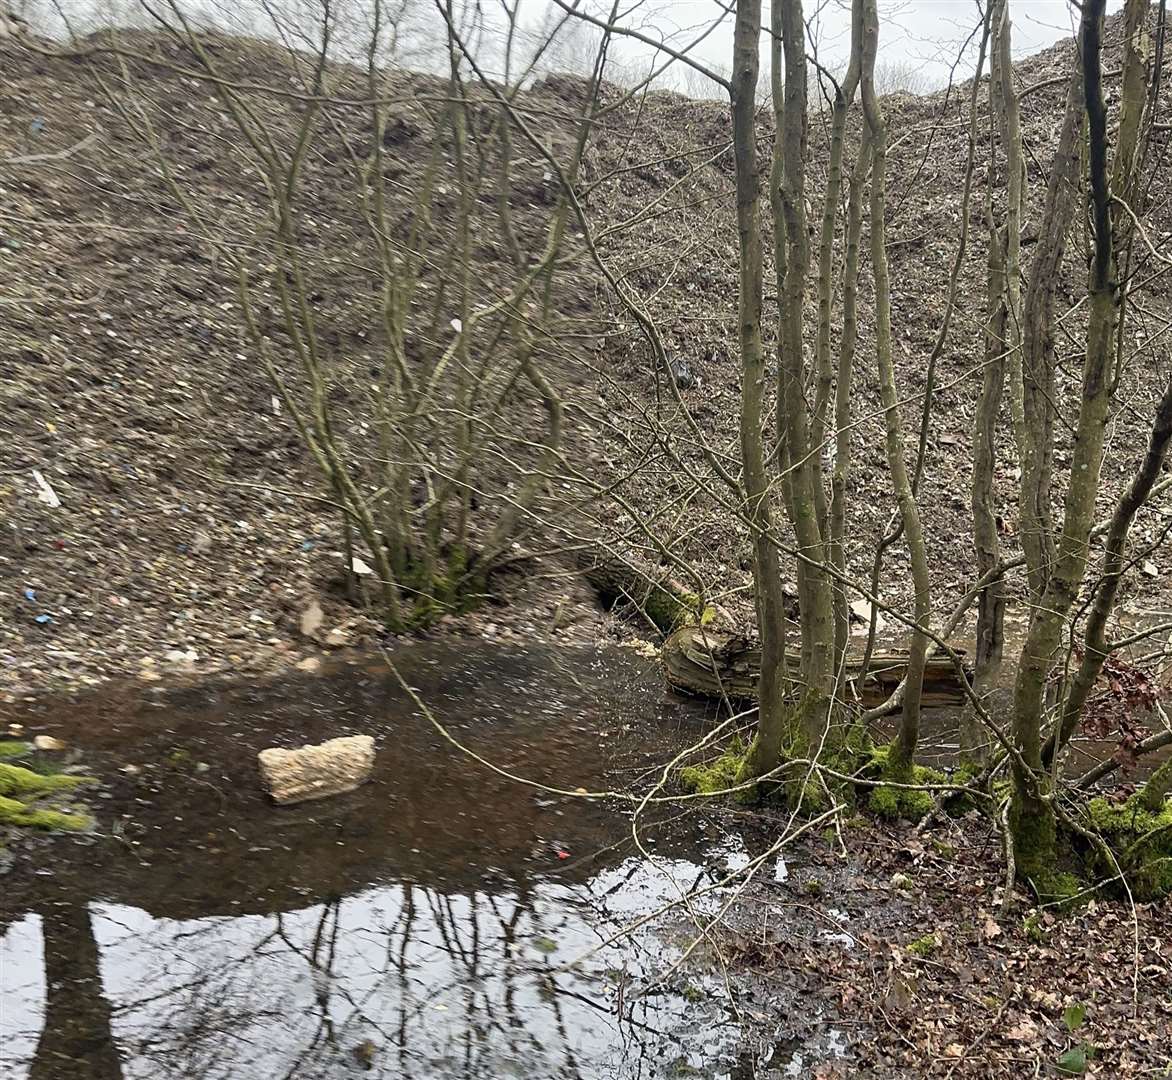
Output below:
[591,0,1121,93]
[39,0,1122,94]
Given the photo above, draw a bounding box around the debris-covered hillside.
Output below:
[1,10,1170,697]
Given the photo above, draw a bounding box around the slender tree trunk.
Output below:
[830,127,872,672]
[731,0,789,778]
[967,218,1008,763]
[813,3,863,670]
[966,0,1019,762]
[1043,0,1157,770]
[859,0,930,775]
[774,0,836,745]
[1016,41,1085,606]
[1012,0,1117,884]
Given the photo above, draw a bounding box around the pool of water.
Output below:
[0,643,770,1080]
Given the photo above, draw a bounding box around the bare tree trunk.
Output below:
[1042,0,1158,771]
[813,1,863,669]
[1011,0,1118,886]
[1016,40,1084,607]
[1047,377,1172,768]
[731,0,789,778]
[966,0,1019,763]
[830,128,871,673]
[967,216,1008,764]
[773,0,836,745]
[859,0,930,776]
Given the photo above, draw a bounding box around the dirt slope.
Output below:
[1,12,1170,698]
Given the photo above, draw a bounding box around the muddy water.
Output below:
[0,644,773,1080]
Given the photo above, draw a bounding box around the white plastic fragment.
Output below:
[31,469,61,507]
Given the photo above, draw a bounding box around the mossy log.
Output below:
[663,626,972,708]
[581,553,702,634]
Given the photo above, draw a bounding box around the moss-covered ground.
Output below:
[0,751,93,836]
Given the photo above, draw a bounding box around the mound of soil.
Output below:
[1,10,1170,699]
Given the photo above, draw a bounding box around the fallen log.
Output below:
[663,627,971,708]
[580,552,703,634]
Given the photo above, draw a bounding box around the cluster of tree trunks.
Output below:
[663,627,971,708]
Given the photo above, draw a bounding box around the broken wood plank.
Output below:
[662,627,971,708]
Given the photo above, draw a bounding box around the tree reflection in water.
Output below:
[2,856,740,1080]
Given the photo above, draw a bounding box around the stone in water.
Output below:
[258,735,374,805]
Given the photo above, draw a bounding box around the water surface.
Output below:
[1,643,759,1080]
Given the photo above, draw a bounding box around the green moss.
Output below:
[1022,912,1045,943]
[679,738,749,798]
[1084,794,1172,901]
[863,744,945,821]
[804,878,823,896]
[907,933,939,958]
[680,983,705,1004]
[0,762,93,837]
[0,763,84,799]
[395,547,485,627]
[1032,870,1085,909]
[941,763,983,816]
[868,784,901,818]
[645,586,702,634]
[0,795,91,831]
[0,741,31,760]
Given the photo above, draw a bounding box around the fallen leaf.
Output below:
[1006,1017,1040,1041]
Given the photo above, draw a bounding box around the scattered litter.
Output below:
[299,601,324,639]
[34,613,53,625]
[556,849,571,860]
[850,598,886,631]
[350,555,374,576]
[31,469,61,507]
[164,648,198,663]
[300,538,315,552]
[32,735,66,751]
[1142,560,1159,578]
[7,724,25,737]
[23,588,35,601]
[271,394,281,415]
[774,856,789,883]
[450,317,462,333]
